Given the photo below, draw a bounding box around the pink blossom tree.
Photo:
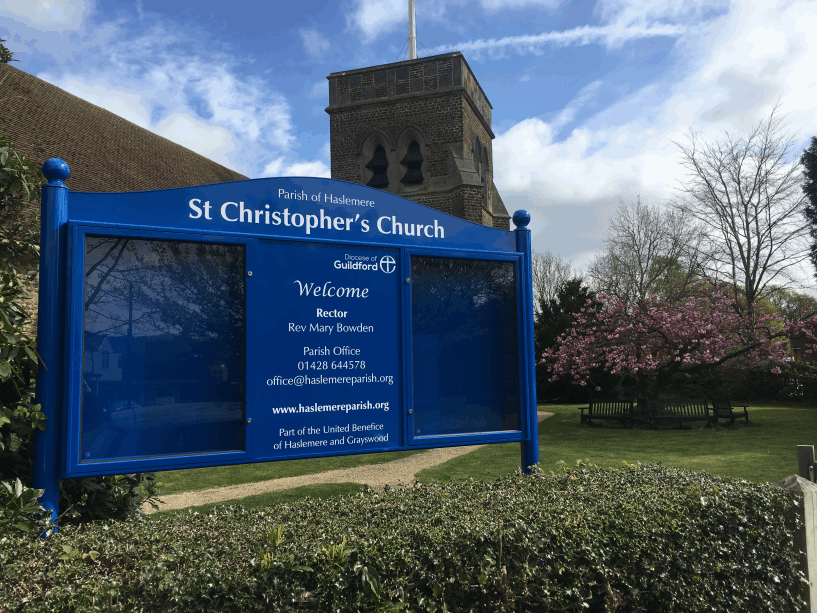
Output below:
[541,284,816,410]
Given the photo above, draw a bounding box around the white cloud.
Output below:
[262,158,330,179]
[348,0,569,41]
[426,0,728,58]
[426,24,688,57]
[0,0,90,31]
[262,142,331,179]
[348,0,405,42]
[494,0,817,270]
[480,0,562,9]
[154,113,237,168]
[301,28,330,57]
[349,0,719,49]
[309,80,327,99]
[30,19,317,178]
[42,76,151,128]
[593,0,726,30]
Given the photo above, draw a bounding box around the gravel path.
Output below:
[145,411,553,513]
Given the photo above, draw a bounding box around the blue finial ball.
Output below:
[512,209,530,229]
[42,158,70,184]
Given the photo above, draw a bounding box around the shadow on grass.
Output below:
[150,482,368,517]
[156,449,424,495]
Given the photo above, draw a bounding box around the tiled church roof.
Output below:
[0,63,247,192]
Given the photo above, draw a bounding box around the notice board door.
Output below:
[405,250,525,446]
[249,240,403,460]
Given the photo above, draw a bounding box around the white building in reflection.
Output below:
[83,337,123,382]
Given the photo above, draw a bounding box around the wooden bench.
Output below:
[579,399,634,428]
[709,398,749,425]
[647,398,715,429]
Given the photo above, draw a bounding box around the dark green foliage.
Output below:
[0,268,43,483]
[59,473,161,523]
[0,478,53,536]
[659,358,817,403]
[0,38,16,64]
[0,464,805,612]
[0,120,42,264]
[802,136,817,280]
[0,122,156,524]
[534,278,598,357]
[535,280,619,402]
[0,123,45,486]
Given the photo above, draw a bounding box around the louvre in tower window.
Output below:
[366,145,389,189]
[400,140,424,185]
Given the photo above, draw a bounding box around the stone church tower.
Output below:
[325,52,510,230]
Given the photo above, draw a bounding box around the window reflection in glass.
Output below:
[411,256,520,436]
[80,237,246,461]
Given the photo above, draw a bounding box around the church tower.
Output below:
[325,52,510,230]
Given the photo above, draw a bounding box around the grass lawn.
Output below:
[155,449,423,495]
[148,403,815,514]
[417,403,817,485]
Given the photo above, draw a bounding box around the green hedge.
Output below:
[0,464,805,612]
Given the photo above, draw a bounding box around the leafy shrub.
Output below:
[0,464,805,612]
[59,473,161,522]
[0,266,44,484]
[658,358,817,403]
[0,122,157,524]
[0,123,44,487]
[0,478,53,537]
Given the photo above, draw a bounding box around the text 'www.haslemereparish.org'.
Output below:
[270,401,390,415]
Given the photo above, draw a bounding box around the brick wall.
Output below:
[329,91,464,183]
[326,52,510,230]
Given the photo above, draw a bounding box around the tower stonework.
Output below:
[326,52,510,230]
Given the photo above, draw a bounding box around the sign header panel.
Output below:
[67,177,516,253]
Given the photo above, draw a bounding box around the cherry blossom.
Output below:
[541,284,817,402]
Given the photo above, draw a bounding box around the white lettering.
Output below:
[239,201,252,223]
[189,198,202,219]
[316,309,348,318]
[221,201,238,222]
[293,280,315,296]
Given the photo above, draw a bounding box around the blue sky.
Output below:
[2,0,816,273]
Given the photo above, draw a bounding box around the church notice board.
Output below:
[34,160,539,485]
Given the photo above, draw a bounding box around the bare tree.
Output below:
[671,106,809,317]
[587,197,703,302]
[531,250,575,312]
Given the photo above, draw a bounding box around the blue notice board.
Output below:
[33,159,538,517]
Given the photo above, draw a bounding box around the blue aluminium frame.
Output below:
[33,159,539,518]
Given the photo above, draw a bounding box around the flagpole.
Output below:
[408,0,417,59]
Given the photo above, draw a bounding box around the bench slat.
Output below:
[648,398,714,429]
[709,398,749,424]
[579,400,634,428]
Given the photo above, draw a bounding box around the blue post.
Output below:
[514,210,540,473]
[33,158,70,522]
